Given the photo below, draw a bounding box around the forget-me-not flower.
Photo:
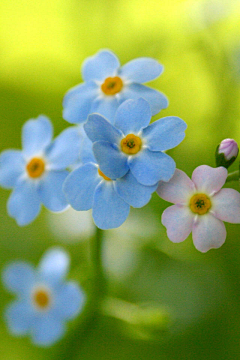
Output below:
[2,248,85,347]
[63,159,158,230]
[63,49,168,124]
[157,165,240,252]
[84,98,187,186]
[0,115,80,225]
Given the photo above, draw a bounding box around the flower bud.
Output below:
[215,138,239,169]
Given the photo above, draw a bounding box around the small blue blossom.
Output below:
[0,115,81,225]
[2,248,85,347]
[63,159,158,230]
[84,98,187,186]
[63,49,168,124]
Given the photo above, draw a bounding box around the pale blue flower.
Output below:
[84,98,187,186]
[63,159,157,230]
[0,115,80,225]
[63,49,168,124]
[2,248,85,347]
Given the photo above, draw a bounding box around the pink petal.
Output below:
[212,188,240,224]
[192,165,228,194]
[161,204,194,243]
[157,169,195,204]
[192,214,226,253]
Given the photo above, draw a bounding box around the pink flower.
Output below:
[157,165,240,252]
[218,138,238,161]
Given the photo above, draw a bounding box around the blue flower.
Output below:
[84,98,187,186]
[2,248,85,347]
[63,160,157,230]
[0,115,81,226]
[63,49,168,124]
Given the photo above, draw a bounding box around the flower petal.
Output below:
[90,96,119,124]
[192,214,226,253]
[5,301,33,335]
[63,163,100,210]
[161,205,194,243]
[191,165,228,194]
[22,116,53,157]
[7,180,41,226]
[82,50,120,82]
[120,83,168,115]
[2,262,35,295]
[37,171,69,212]
[119,58,163,83]
[157,169,195,204]
[129,148,175,186]
[142,116,187,151]
[114,98,151,134]
[38,247,70,283]
[46,127,81,170]
[93,181,130,229]
[77,125,95,164]
[55,281,85,320]
[93,141,129,179]
[114,171,158,208]
[0,150,25,189]
[84,113,122,144]
[31,315,65,346]
[212,188,240,223]
[63,82,98,124]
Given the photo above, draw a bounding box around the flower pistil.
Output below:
[189,193,211,215]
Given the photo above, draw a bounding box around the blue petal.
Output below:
[119,58,163,83]
[90,97,119,123]
[37,171,69,212]
[38,247,70,283]
[128,148,176,186]
[63,163,101,210]
[93,141,129,179]
[2,262,35,295]
[78,126,95,164]
[82,50,120,82]
[84,114,122,143]
[0,150,25,189]
[120,83,168,115]
[31,315,65,346]
[55,281,85,320]
[7,180,41,226]
[46,127,81,170]
[5,301,34,335]
[93,181,130,229]
[63,82,98,124]
[114,98,151,134]
[22,116,53,157]
[142,116,187,151]
[114,171,158,208]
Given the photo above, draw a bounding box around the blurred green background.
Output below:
[0,0,240,359]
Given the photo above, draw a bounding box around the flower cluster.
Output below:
[1,48,240,348]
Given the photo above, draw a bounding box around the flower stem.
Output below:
[54,226,106,357]
[226,170,239,183]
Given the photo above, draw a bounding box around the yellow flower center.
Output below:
[33,288,51,310]
[189,193,211,215]
[98,168,111,181]
[121,134,142,155]
[101,76,123,95]
[26,157,45,178]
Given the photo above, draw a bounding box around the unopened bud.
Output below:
[215,138,239,169]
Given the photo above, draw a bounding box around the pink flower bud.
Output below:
[218,139,239,160]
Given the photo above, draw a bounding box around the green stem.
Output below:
[226,170,239,183]
[54,227,106,357]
